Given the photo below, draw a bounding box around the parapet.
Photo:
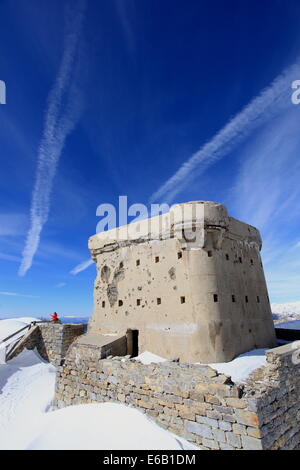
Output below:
[89,201,261,257]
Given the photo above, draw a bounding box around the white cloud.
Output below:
[18,0,86,277]
[70,258,94,275]
[231,106,300,302]
[0,214,27,237]
[54,282,66,288]
[113,0,136,56]
[149,59,300,204]
[0,252,20,263]
[0,291,39,299]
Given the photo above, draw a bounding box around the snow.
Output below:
[0,343,6,364]
[0,317,39,343]
[136,349,267,383]
[271,302,300,330]
[0,317,196,450]
[271,301,300,317]
[135,350,167,365]
[0,317,41,364]
[272,301,300,325]
[27,403,197,450]
[209,349,267,383]
[0,313,293,449]
[0,349,56,450]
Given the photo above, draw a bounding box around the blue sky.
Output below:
[1,0,300,318]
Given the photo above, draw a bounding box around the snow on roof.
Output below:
[135,350,167,364]
[136,348,267,383]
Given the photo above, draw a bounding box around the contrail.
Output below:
[70,258,94,275]
[149,60,300,204]
[0,291,39,298]
[19,1,86,277]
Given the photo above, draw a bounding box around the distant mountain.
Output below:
[271,301,300,323]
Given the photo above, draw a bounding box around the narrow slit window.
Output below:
[213,294,218,303]
[102,301,105,308]
[239,257,242,263]
[155,256,159,263]
[226,254,229,260]
[250,259,254,265]
[136,259,140,266]
[118,300,123,307]
[208,251,212,257]
[232,295,236,303]
[137,299,141,306]
[257,296,260,303]
[180,296,185,304]
[245,296,248,303]
[157,298,161,305]
[178,252,182,259]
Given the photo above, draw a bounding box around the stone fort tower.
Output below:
[88,201,276,363]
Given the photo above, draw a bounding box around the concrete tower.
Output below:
[87,201,277,363]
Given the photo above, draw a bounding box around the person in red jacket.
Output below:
[50,312,60,322]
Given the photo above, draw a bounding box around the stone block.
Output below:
[241,435,263,450]
[196,415,218,428]
[226,431,242,449]
[185,421,213,439]
[235,409,260,427]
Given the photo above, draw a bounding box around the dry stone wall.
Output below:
[37,323,87,364]
[52,340,300,450]
[9,322,87,365]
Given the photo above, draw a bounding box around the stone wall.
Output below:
[52,341,300,450]
[8,323,87,365]
[37,323,87,365]
[242,343,300,450]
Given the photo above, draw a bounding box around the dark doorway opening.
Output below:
[126,329,139,357]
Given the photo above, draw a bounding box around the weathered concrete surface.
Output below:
[88,201,276,363]
[76,332,127,358]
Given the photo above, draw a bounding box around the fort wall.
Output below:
[53,340,300,450]
[88,201,276,362]
[8,323,87,365]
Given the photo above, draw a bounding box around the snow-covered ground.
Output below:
[28,403,196,450]
[1,304,299,450]
[0,317,40,364]
[0,317,40,343]
[0,349,56,450]
[0,317,196,450]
